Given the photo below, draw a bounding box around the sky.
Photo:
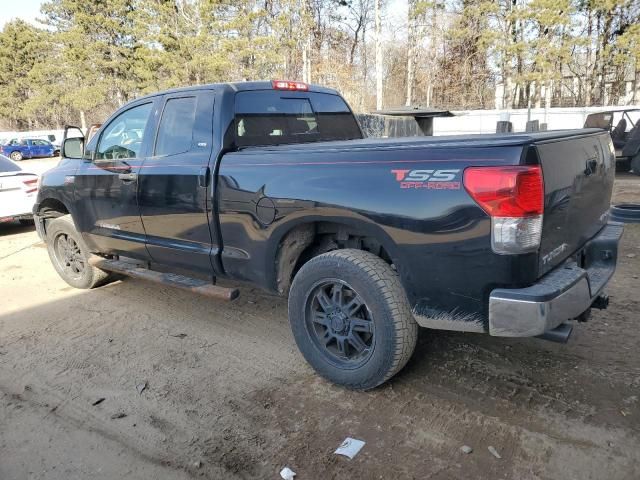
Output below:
[0,0,44,29]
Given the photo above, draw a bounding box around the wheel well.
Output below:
[275,221,392,295]
[36,199,69,233]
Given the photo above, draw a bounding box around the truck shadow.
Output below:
[0,221,35,237]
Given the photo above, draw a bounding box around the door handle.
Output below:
[584,159,598,176]
[118,172,138,182]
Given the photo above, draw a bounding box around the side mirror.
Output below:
[62,137,84,159]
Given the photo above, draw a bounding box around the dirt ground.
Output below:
[1,158,639,479]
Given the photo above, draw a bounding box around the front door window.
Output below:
[96,103,153,161]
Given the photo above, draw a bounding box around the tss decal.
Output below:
[391,169,461,190]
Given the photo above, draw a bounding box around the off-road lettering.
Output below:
[391,169,461,189]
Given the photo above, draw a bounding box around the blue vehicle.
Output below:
[1,138,56,161]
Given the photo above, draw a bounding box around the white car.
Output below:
[0,154,38,224]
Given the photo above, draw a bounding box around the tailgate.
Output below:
[535,131,615,276]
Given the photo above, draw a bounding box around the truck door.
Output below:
[73,100,157,260]
[27,140,39,157]
[32,139,48,157]
[19,140,30,158]
[137,90,218,276]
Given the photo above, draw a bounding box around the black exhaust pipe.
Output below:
[536,323,573,344]
[592,294,609,310]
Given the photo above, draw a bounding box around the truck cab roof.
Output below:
[133,81,340,103]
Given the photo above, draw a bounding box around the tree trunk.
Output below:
[585,8,593,107]
[375,0,383,110]
[302,34,311,83]
[406,0,416,107]
[406,44,414,106]
[80,110,87,130]
[633,66,639,105]
[544,80,552,109]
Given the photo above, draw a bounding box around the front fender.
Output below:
[34,158,81,225]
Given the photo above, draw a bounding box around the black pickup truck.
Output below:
[34,81,623,389]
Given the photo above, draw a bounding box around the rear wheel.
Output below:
[288,249,418,390]
[10,151,22,161]
[45,215,111,289]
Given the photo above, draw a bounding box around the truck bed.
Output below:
[237,129,605,153]
[219,128,615,326]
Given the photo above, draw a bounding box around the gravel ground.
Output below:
[1,158,639,479]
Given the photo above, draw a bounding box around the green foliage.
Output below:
[0,0,638,129]
[0,20,51,128]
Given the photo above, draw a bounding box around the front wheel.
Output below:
[45,215,111,289]
[10,151,22,161]
[288,249,418,390]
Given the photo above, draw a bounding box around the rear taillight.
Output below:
[23,178,38,194]
[272,80,309,91]
[464,165,544,254]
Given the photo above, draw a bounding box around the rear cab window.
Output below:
[234,90,362,147]
[155,96,197,157]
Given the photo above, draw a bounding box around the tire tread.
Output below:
[289,248,418,390]
[46,215,112,289]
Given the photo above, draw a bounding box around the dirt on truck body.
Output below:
[1,160,639,480]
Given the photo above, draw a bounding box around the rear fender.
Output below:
[266,212,402,294]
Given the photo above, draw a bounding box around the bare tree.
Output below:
[375,0,383,110]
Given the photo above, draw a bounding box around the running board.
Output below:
[89,257,239,301]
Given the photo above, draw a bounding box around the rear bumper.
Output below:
[0,198,36,223]
[0,212,32,223]
[488,222,623,337]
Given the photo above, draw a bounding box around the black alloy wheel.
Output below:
[53,232,86,281]
[305,279,375,368]
[45,215,112,289]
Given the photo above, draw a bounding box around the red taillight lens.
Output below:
[463,166,544,217]
[23,178,38,194]
[272,80,309,91]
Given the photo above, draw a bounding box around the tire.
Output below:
[10,151,22,161]
[631,153,640,176]
[288,249,418,390]
[45,215,111,289]
[610,203,640,223]
[615,158,631,173]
